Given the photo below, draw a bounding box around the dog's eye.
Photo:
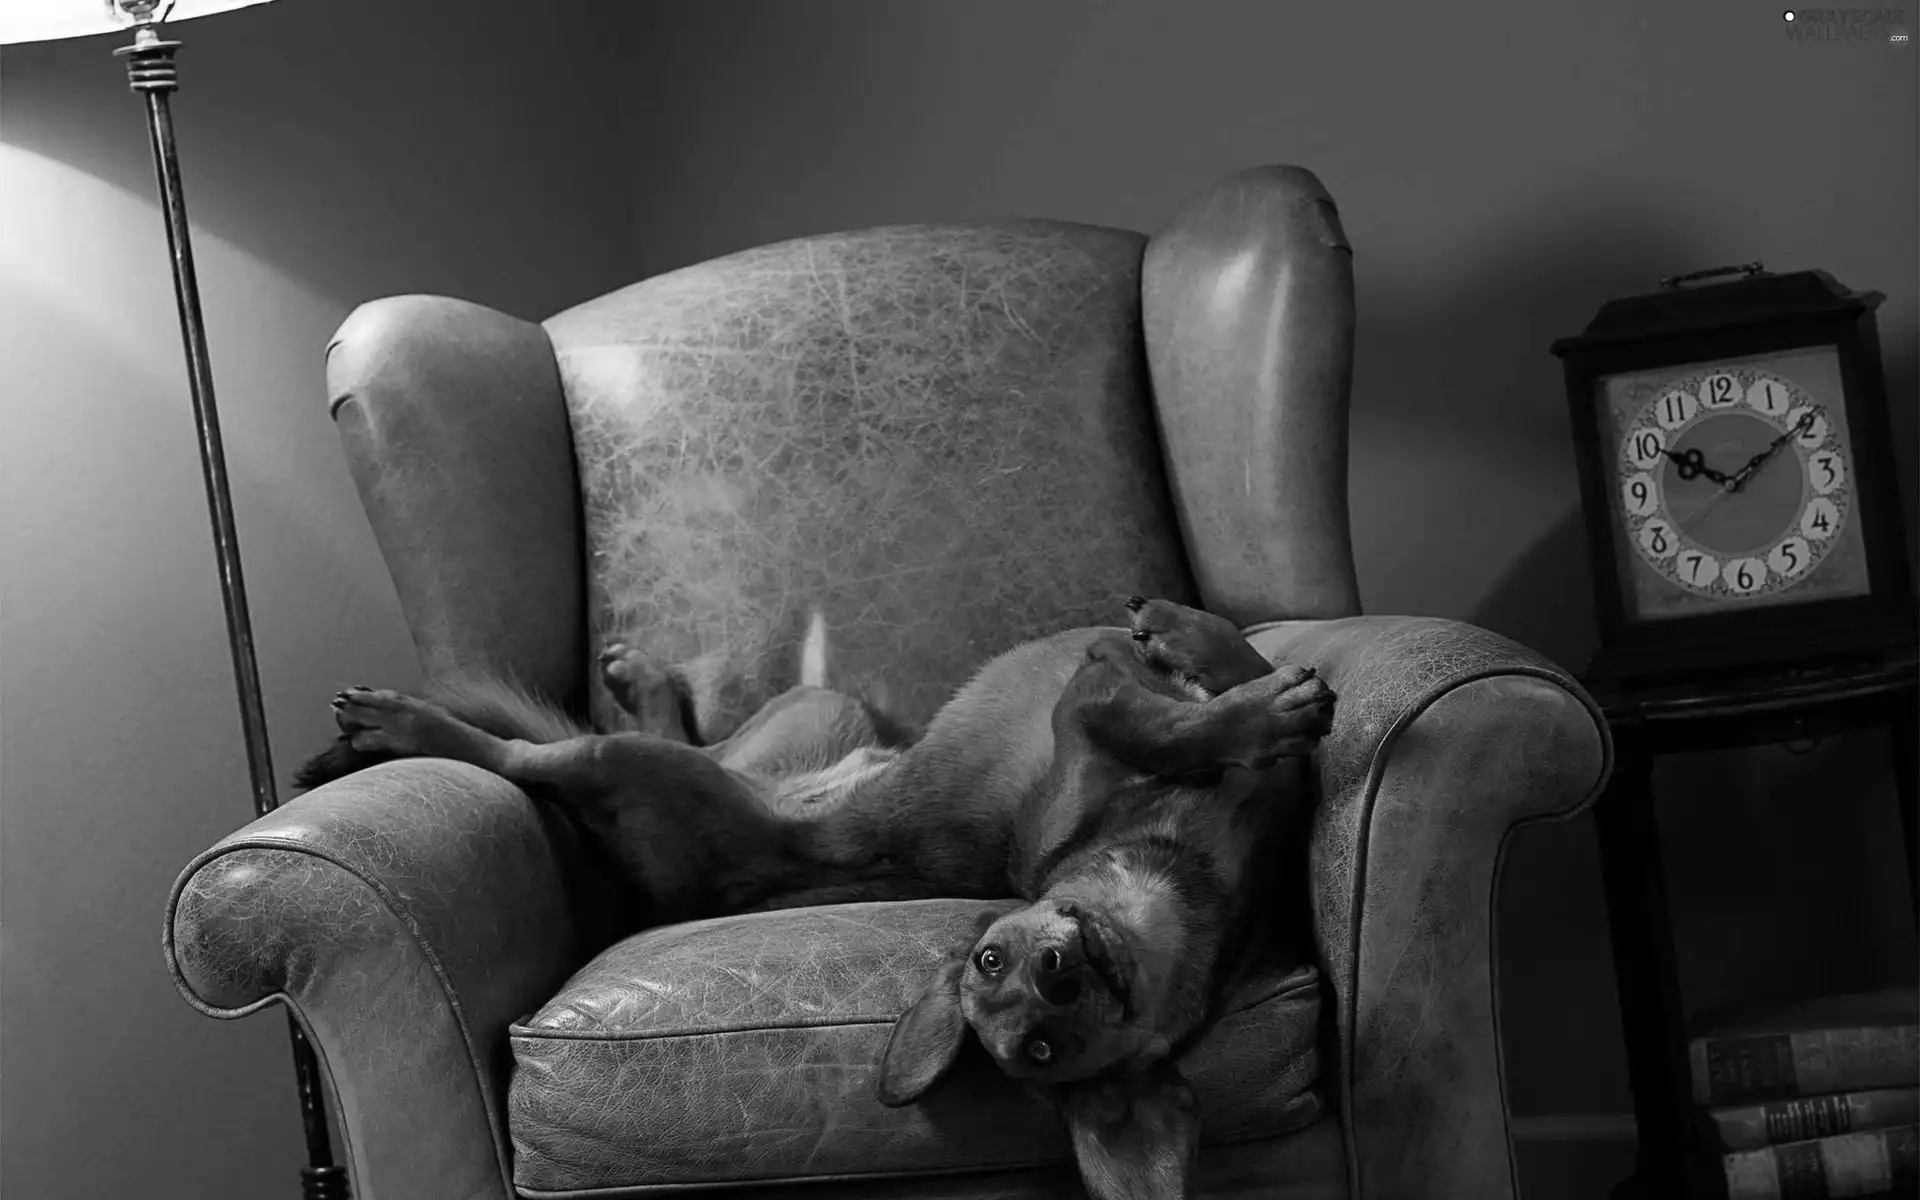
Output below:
[976,947,1004,974]
[1027,1038,1053,1063]
[1130,629,1152,644]
[1040,948,1061,972]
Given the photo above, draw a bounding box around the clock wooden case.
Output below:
[1553,263,1915,686]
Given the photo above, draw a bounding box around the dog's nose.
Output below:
[1036,972,1083,1006]
[1033,944,1087,1006]
[1038,944,1084,973]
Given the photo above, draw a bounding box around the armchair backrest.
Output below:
[326,165,1358,734]
[540,166,1360,736]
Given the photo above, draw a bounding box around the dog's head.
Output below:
[1121,595,1274,698]
[876,887,1191,1097]
[877,905,1201,1200]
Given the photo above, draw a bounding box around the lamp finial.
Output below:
[106,0,177,30]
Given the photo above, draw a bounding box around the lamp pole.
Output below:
[115,19,349,1200]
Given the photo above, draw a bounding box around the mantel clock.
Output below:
[1552,263,1915,685]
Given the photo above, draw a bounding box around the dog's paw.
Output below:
[330,686,437,756]
[599,643,656,709]
[599,643,693,740]
[1234,668,1337,764]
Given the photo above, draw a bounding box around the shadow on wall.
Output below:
[1477,508,1599,672]
[1345,177,1709,670]
[1877,339,1919,575]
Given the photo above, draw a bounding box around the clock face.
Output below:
[1598,346,1870,622]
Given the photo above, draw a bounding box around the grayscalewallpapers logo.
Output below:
[1783,7,1909,41]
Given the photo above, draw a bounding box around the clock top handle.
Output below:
[1659,262,1768,290]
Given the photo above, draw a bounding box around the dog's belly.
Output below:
[767,746,899,817]
[922,628,1112,795]
[790,628,1117,896]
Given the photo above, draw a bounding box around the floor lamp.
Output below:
[0,2,347,1196]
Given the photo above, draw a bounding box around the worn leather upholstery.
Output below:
[163,164,1613,1200]
[509,901,1323,1194]
[163,759,582,1199]
[1246,617,1608,1197]
[547,221,1199,739]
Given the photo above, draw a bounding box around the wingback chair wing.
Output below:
[164,165,1612,1200]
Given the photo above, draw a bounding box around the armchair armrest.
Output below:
[1246,615,1612,1200]
[163,759,584,1200]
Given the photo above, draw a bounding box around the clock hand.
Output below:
[1674,412,1820,528]
[1728,412,1816,492]
[1662,446,1734,486]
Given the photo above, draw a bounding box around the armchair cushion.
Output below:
[507,899,1326,1195]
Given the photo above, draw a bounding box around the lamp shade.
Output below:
[0,0,277,45]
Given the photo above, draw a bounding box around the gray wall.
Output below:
[1,0,1913,1196]
[0,0,636,1194]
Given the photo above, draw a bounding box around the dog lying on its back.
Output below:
[294,597,1335,1200]
[874,597,1329,1200]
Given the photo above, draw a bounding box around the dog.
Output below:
[294,597,1335,1199]
[872,598,1330,1199]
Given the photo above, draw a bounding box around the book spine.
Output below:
[1691,1025,1920,1105]
[1707,1088,1920,1152]
[1720,1125,1917,1200]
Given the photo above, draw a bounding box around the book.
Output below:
[1688,986,1919,1106]
[1719,1124,1917,1200]
[1705,1087,1920,1152]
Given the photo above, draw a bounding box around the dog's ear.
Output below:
[1060,1058,1201,1200]
[875,953,967,1106]
[875,910,1002,1107]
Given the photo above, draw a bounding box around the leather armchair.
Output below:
[164,165,1612,1200]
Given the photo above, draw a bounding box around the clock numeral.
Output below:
[1638,517,1677,560]
[1768,536,1811,578]
[1801,497,1840,541]
[1621,472,1659,518]
[1726,556,1768,595]
[1744,377,1790,416]
[1678,551,1720,588]
[1626,426,1668,471]
[1655,389,1698,431]
[1809,451,1847,496]
[1787,405,1829,450]
[1698,373,1740,408]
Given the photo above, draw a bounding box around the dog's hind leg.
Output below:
[599,643,697,743]
[331,687,527,774]
[333,687,802,922]
[333,686,720,800]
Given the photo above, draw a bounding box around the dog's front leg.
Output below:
[1081,667,1333,775]
[1061,1060,1200,1200]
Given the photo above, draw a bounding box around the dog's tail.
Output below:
[799,606,922,748]
[291,673,588,792]
[800,607,832,690]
